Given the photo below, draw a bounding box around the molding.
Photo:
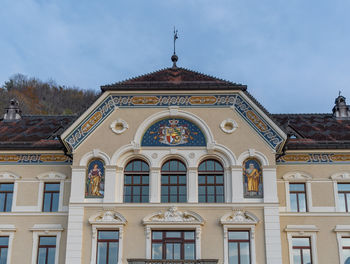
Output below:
[0,225,16,232]
[110,119,129,134]
[36,172,67,181]
[334,225,350,232]
[63,92,285,152]
[237,149,269,166]
[277,153,350,164]
[284,225,319,232]
[88,210,127,225]
[143,206,204,225]
[79,149,111,166]
[0,172,21,180]
[331,172,350,181]
[29,224,64,232]
[220,208,259,225]
[220,118,238,134]
[283,171,312,181]
[0,153,71,165]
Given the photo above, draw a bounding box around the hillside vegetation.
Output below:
[0,74,99,116]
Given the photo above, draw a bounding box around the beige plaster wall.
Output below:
[82,206,266,264]
[312,182,335,207]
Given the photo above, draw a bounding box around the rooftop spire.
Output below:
[332,92,350,119]
[171,27,179,68]
[3,99,21,121]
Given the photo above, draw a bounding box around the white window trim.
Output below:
[284,225,319,264]
[36,172,67,212]
[0,172,21,212]
[0,224,16,264]
[30,224,63,264]
[220,209,259,264]
[89,210,127,264]
[143,206,204,260]
[283,172,312,212]
[334,225,350,264]
[331,172,350,212]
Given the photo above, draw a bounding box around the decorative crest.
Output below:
[220,209,259,225]
[89,210,127,225]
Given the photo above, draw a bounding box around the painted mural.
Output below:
[141,118,206,147]
[86,159,105,198]
[243,158,263,198]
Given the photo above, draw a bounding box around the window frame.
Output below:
[161,159,187,203]
[291,237,312,264]
[0,183,14,212]
[96,230,120,264]
[30,224,63,264]
[227,230,251,264]
[151,230,196,260]
[336,183,350,212]
[42,183,60,212]
[37,236,57,264]
[198,159,224,203]
[285,225,318,264]
[0,225,16,264]
[123,159,150,203]
[334,225,350,264]
[289,183,307,212]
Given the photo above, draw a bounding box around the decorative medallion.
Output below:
[220,119,238,134]
[110,119,128,134]
[141,118,206,147]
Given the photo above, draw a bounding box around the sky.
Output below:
[1,0,350,113]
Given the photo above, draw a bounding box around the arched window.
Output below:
[124,159,149,203]
[161,160,187,203]
[198,159,224,203]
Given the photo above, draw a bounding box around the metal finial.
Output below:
[339,90,341,97]
[171,27,179,68]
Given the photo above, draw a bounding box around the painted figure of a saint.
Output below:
[86,159,104,198]
[243,158,263,198]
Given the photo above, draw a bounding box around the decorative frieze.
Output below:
[0,153,71,165]
[277,153,350,164]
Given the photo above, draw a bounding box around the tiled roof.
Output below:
[0,115,76,150]
[272,114,350,149]
[101,67,247,91]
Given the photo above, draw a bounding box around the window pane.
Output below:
[207,195,215,203]
[0,194,5,212]
[229,231,249,240]
[97,242,107,264]
[184,243,195,260]
[141,195,149,202]
[170,195,178,203]
[170,186,177,195]
[51,193,59,212]
[207,176,215,184]
[142,176,149,184]
[179,195,186,203]
[216,195,224,203]
[5,193,12,212]
[43,193,51,212]
[48,248,56,264]
[37,248,47,264]
[152,232,162,240]
[45,183,60,191]
[184,232,195,240]
[142,186,149,195]
[293,249,301,264]
[125,162,133,171]
[161,195,169,203]
[0,237,8,246]
[338,184,350,192]
[347,194,350,212]
[141,162,149,172]
[179,175,186,184]
[152,243,162,259]
[216,175,224,184]
[216,186,224,195]
[228,242,238,264]
[173,243,181,259]
[298,194,307,212]
[133,196,140,203]
[343,237,350,247]
[207,186,214,195]
[170,160,178,171]
[290,184,305,192]
[339,194,347,212]
[39,236,56,246]
[179,186,186,195]
[166,231,181,238]
[0,248,7,264]
[292,237,310,247]
[124,186,131,196]
[124,176,132,184]
[98,231,119,240]
[198,186,206,196]
[133,176,140,184]
[0,184,13,191]
[198,176,206,184]
[290,193,298,212]
[108,242,119,264]
[178,162,186,171]
[170,176,177,184]
[198,195,206,203]
[240,242,250,264]
[206,160,214,171]
[166,243,173,259]
[133,186,141,195]
[198,162,205,171]
[161,186,168,195]
[124,195,131,203]
[343,249,350,264]
[134,160,141,171]
[302,249,311,264]
[161,176,169,184]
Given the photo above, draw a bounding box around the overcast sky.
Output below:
[1,0,350,113]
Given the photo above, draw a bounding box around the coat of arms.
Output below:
[156,119,190,145]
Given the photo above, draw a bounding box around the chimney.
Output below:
[3,99,21,121]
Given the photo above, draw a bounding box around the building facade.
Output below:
[0,61,350,264]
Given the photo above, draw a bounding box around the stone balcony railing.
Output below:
[127,259,218,264]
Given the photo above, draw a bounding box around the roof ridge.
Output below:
[272,113,332,116]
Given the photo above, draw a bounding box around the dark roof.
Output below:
[0,115,76,150]
[272,114,350,149]
[101,67,247,91]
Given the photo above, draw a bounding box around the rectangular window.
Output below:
[0,183,13,212]
[97,230,119,264]
[0,237,9,263]
[343,237,350,264]
[37,236,56,264]
[42,183,60,212]
[290,183,307,212]
[151,230,195,260]
[228,231,250,264]
[292,237,312,264]
[338,183,350,212]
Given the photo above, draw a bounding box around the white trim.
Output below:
[331,173,350,212]
[89,211,127,264]
[79,149,111,166]
[0,225,16,264]
[237,149,269,166]
[0,172,20,213]
[334,225,350,264]
[282,171,313,181]
[331,172,350,181]
[220,209,259,264]
[110,119,129,134]
[220,118,238,134]
[285,225,318,264]
[30,224,63,264]
[0,172,21,180]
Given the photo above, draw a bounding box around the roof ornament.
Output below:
[3,99,21,121]
[171,27,179,68]
[333,91,350,119]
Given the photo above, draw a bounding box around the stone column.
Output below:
[65,206,84,263]
[231,166,244,203]
[70,167,85,203]
[103,166,117,203]
[115,166,124,203]
[188,167,198,203]
[264,206,283,264]
[263,167,278,203]
[150,167,161,203]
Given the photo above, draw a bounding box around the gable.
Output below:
[61,91,286,153]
